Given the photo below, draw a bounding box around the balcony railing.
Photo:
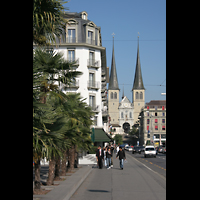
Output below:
[87,81,100,90]
[90,105,100,113]
[64,37,99,46]
[87,59,100,68]
[66,80,79,88]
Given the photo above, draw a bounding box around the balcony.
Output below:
[66,80,79,88]
[87,59,100,69]
[66,58,79,69]
[90,105,100,113]
[65,37,99,46]
[87,81,100,90]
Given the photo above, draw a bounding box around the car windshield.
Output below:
[146,148,155,151]
[134,147,140,149]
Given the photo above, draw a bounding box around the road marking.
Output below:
[149,162,153,164]
[127,154,166,180]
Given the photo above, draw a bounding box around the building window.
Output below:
[114,92,117,99]
[89,51,94,66]
[155,119,158,123]
[121,112,124,118]
[129,112,132,118]
[140,92,143,99]
[68,50,75,62]
[88,31,93,44]
[155,125,158,130]
[147,126,149,131]
[162,126,165,130]
[111,92,113,99]
[147,119,149,124]
[89,73,95,87]
[162,112,165,116]
[162,106,165,110]
[147,112,149,116]
[155,112,157,116]
[135,92,139,99]
[147,106,149,110]
[68,29,76,43]
[89,95,95,110]
[162,119,165,123]
[94,116,97,126]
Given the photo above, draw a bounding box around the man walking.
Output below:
[116,146,126,170]
[96,145,104,169]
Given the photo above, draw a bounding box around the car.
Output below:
[132,146,141,154]
[144,146,156,158]
[158,146,163,153]
[139,146,145,152]
[119,143,128,150]
[125,146,133,151]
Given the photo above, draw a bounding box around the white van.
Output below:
[144,146,156,158]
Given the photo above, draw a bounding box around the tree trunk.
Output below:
[68,145,75,171]
[54,156,60,180]
[46,157,56,185]
[34,158,41,190]
[74,145,78,168]
[61,150,67,176]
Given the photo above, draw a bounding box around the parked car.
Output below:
[144,146,156,158]
[158,146,163,153]
[162,146,166,154]
[132,146,141,154]
[139,146,145,152]
[119,143,128,149]
[125,146,133,151]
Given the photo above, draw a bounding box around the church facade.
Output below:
[108,37,145,134]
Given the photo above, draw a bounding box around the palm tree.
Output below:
[33,0,68,45]
[33,48,82,189]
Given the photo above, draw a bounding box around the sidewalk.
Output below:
[33,165,93,200]
[69,153,166,200]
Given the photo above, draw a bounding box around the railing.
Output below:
[66,80,79,88]
[64,37,99,46]
[90,105,100,112]
[87,59,100,68]
[87,81,100,89]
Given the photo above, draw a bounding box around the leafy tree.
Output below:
[114,134,123,145]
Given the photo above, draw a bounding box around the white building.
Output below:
[33,11,108,128]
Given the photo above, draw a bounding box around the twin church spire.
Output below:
[108,34,144,96]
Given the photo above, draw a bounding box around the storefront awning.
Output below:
[91,128,112,142]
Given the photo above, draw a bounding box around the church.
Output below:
[108,36,145,135]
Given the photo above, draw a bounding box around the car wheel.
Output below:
[144,154,146,158]
[154,155,156,158]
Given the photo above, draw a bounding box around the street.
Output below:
[69,151,166,200]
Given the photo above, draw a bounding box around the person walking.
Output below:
[96,145,104,169]
[106,147,112,169]
[103,147,107,167]
[116,146,126,170]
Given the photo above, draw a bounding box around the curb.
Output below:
[33,166,93,200]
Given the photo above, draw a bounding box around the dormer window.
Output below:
[81,11,88,20]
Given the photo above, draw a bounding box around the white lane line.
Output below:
[127,154,166,180]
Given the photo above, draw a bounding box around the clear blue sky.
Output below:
[65,0,166,103]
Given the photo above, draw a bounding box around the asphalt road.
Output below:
[126,150,166,178]
[70,151,166,200]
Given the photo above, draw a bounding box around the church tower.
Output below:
[108,36,119,125]
[132,36,145,124]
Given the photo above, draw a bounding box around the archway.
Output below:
[123,122,130,133]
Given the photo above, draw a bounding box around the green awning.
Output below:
[91,128,112,142]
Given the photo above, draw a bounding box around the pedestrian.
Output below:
[116,146,126,170]
[109,144,114,168]
[106,147,112,169]
[116,145,119,154]
[96,145,104,169]
[103,147,107,167]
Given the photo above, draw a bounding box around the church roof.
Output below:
[108,38,119,90]
[132,37,145,90]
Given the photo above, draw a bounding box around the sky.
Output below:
[65,0,166,103]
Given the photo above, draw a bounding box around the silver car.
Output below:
[125,146,133,151]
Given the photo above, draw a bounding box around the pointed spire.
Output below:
[108,34,119,90]
[132,35,145,90]
[122,84,124,99]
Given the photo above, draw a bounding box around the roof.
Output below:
[132,38,145,90]
[146,100,166,106]
[108,38,119,90]
[91,128,112,142]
